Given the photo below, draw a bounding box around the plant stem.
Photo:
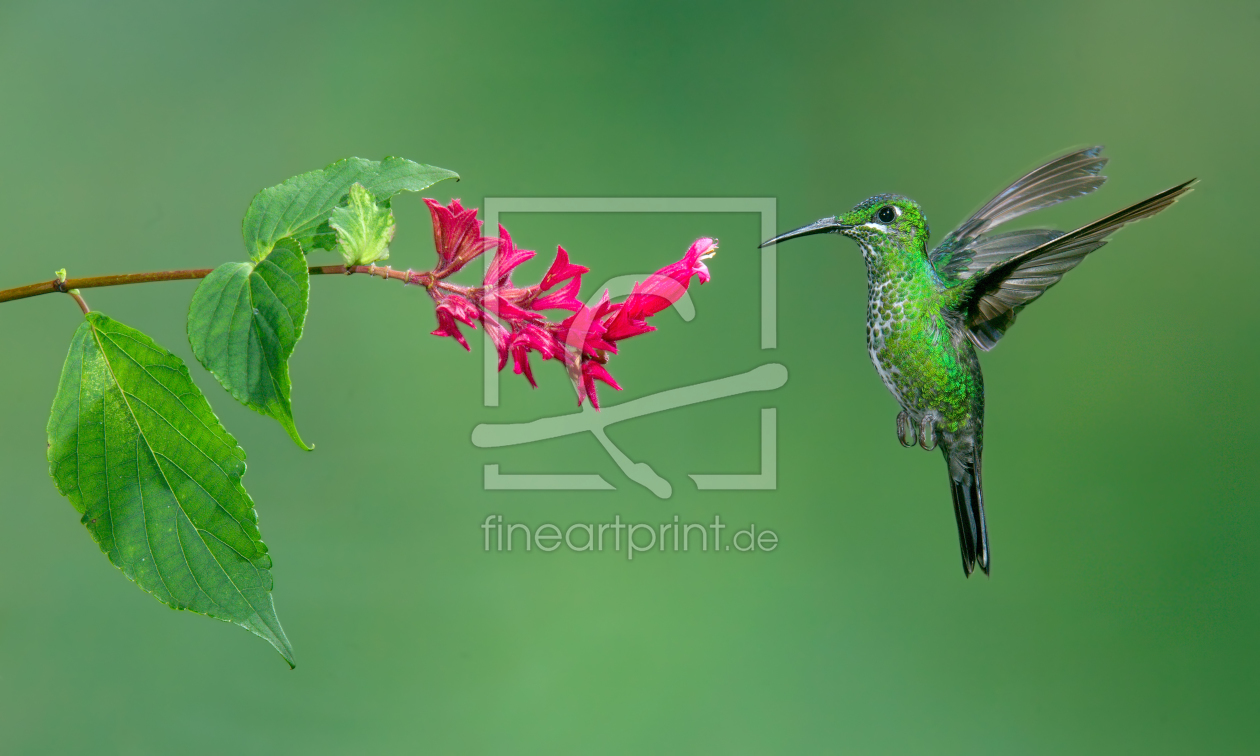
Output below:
[345,263,434,287]
[0,264,431,305]
[67,289,91,314]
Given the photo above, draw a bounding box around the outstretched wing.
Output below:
[931,146,1110,283]
[961,179,1196,351]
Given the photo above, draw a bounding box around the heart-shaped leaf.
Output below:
[191,156,457,444]
[188,239,310,449]
[48,313,294,667]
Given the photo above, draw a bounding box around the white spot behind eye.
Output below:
[893,206,903,217]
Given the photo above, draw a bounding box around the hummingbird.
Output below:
[761,147,1194,576]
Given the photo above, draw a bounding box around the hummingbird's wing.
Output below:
[931,146,1109,282]
[960,179,1196,351]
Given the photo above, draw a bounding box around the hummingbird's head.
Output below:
[759,194,930,258]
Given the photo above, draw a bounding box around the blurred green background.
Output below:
[1,0,1256,753]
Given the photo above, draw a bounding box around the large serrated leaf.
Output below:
[47,313,294,667]
[187,239,310,449]
[241,156,457,260]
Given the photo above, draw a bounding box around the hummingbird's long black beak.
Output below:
[758,217,851,248]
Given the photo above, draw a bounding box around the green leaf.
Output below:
[195,156,454,444]
[193,156,453,442]
[187,239,311,449]
[330,182,396,266]
[241,156,457,261]
[47,313,294,667]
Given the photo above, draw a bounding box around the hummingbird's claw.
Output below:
[896,411,916,448]
[918,417,938,452]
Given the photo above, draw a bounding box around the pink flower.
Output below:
[578,360,621,410]
[484,318,511,370]
[539,246,589,292]
[415,197,715,410]
[555,292,618,358]
[424,198,499,276]
[483,226,536,288]
[508,322,564,388]
[482,291,542,325]
[528,246,587,312]
[604,237,717,342]
[428,293,482,351]
[530,276,583,312]
[435,293,480,326]
[556,239,718,408]
[431,310,470,351]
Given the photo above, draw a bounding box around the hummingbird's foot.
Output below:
[896,411,916,447]
[918,416,938,452]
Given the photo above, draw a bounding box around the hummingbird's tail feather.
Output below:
[945,445,989,577]
[961,178,1197,351]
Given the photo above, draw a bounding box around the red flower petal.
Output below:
[539,246,589,291]
[556,294,617,357]
[580,361,622,409]
[484,318,511,371]
[602,309,656,342]
[530,275,583,312]
[600,238,717,344]
[424,198,499,276]
[483,291,544,325]
[512,343,537,387]
[435,293,481,327]
[431,310,470,351]
[484,225,537,288]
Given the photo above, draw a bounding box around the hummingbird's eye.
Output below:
[877,206,897,223]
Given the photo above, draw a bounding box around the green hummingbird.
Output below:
[761,147,1194,576]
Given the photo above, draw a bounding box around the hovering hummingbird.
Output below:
[761,147,1194,576]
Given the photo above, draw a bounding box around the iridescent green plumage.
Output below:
[763,147,1195,576]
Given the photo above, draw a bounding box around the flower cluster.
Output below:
[413,198,716,409]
